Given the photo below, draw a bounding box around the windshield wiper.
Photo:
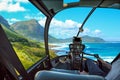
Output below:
[76,0,105,37]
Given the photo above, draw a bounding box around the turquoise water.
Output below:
[84,43,120,57]
[51,43,120,62]
[84,43,120,62]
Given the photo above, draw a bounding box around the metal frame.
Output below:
[0,24,29,80]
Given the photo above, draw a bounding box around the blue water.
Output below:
[84,43,120,57]
[51,43,120,62]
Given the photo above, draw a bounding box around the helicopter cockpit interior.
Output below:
[0,0,120,80]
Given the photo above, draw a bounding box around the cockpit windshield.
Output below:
[48,7,120,62]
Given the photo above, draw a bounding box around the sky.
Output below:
[0,0,120,41]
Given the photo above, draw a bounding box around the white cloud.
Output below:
[24,13,46,26]
[81,28,90,35]
[50,19,81,29]
[15,0,29,3]
[94,29,101,33]
[38,17,103,39]
[92,29,101,36]
[25,13,44,19]
[46,18,82,39]
[0,0,26,12]
[7,18,20,24]
[10,18,20,22]
[8,3,25,12]
[38,17,46,27]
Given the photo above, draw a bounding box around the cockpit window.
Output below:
[48,7,120,62]
[64,0,80,4]
[0,1,46,70]
[48,7,92,57]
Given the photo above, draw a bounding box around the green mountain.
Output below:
[0,16,27,42]
[11,19,44,41]
[59,35,105,43]
[82,35,105,43]
[0,24,47,69]
[0,15,10,28]
[10,19,59,42]
[0,16,56,69]
[1,24,28,42]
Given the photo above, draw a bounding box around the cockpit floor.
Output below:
[55,62,71,70]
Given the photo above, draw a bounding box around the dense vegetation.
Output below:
[12,42,56,69]
[1,24,57,70]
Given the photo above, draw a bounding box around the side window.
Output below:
[0,1,46,69]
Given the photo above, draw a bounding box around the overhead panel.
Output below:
[100,0,120,9]
[30,0,120,15]
[42,0,63,13]
[79,0,120,9]
[79,0,101,7]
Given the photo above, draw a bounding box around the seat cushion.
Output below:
[35,70,105,80]
[50,68,79,74]
[105,59,120,80]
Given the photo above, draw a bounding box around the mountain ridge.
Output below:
[0,15,105,43]
[0,15,10,28]
[58,35,105,43]
[82,35,105,43]
[11,19,44,41]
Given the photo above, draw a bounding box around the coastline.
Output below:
[48,42,120,62]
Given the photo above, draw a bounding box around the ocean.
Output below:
[51,42,120,62]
